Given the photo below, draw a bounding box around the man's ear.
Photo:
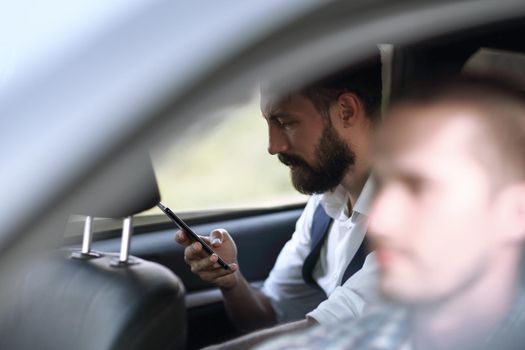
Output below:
[334,92,362,128]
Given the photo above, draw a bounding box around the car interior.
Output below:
[2,2,525,350]
[74,20,525,350]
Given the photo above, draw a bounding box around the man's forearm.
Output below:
[221,273,277,332]
[203,318,317,350]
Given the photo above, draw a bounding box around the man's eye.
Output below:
[392,173,426,196]
[278,120,296,129]
[405,179,425,196]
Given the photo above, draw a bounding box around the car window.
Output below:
[143,91,307,215]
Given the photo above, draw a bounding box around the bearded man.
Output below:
[176,55,382,346]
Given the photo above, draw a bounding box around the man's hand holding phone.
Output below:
[175,228,240,290]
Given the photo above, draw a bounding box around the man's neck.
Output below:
[340,170,369,209]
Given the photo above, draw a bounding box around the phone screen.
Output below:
[157,202,230,270]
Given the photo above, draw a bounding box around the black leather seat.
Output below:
[0,153,186,350]
[1,251,185,350]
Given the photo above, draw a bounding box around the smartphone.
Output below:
[157,202,230,270]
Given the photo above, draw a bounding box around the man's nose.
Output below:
[368,185,407,240]
[267,127,289,155]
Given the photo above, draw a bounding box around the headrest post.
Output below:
[70,216,102,260]
[81,216,94,254]
[119,216,133,263]
[110,216,139,267]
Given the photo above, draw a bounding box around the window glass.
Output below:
[144,92,307,215]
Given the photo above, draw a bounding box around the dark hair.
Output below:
[392,74,525,109]
[300,54,383,123]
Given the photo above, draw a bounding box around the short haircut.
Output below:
[301,55,383,123]
[261,53,382,124]
[393,75,525,187]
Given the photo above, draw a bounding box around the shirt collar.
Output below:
[353,176,375,216]
[319,176,375,220]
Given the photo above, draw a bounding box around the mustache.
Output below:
[278,153,310,168]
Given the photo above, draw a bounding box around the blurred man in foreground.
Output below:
[257,76,525,350]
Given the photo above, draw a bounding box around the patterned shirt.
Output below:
[255,291,525,350]
[255,305,410,350]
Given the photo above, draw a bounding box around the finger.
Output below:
[174,230,191,246]
[184,242,209,260]
[200,264,237,281]
[191,253,221,272]
[211,261,238,271]
[200,235,212,245]
[209,229,226,247]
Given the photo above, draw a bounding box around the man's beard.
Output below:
[278,124,355,194]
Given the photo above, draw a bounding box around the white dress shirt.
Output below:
[261,178,378,324]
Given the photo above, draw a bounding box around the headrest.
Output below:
[70,152,160,218]
[463,48,525,91]
[0,250,186,350]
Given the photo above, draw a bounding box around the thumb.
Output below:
[209,229,226,247]
[174,230,189,245]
